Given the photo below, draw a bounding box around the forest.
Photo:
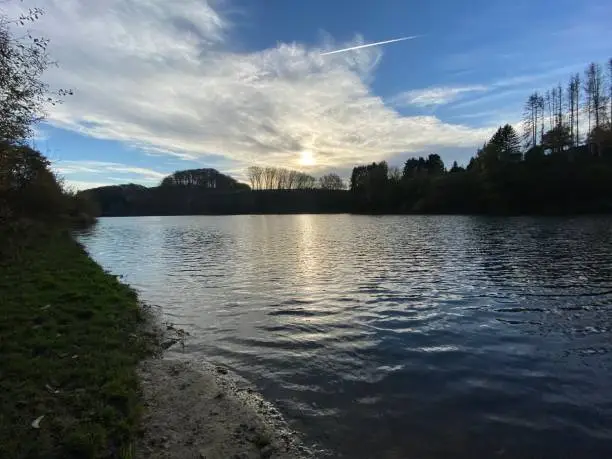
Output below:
[87,58,612,217]
[4,14,610,219]
[350,58,612,214]
[83,167,350,216]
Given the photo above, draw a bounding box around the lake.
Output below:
[77,215,612,458]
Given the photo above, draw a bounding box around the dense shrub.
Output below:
[0,142,98,227]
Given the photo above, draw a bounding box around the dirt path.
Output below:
[136,358,314,459]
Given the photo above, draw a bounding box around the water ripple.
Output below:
[77,215,612,459]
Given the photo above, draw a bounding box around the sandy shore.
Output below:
[136,355,315,459]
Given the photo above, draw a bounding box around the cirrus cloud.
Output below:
[391,85,489,108]
[52,160,169,190]
[10,0,494,173]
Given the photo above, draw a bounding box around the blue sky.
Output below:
[9,0,612,188]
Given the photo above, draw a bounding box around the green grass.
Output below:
[0,230,152,458]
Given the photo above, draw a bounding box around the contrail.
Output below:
[321,36,419,56]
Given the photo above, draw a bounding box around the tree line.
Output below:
[246,166,345,190]
[161,168,249,190]
[84,54,612,217]
[522,59,612,153]
[349,57,612,215]
[2,0,611,220]
[83,181,351,216]
[85,166,350,216]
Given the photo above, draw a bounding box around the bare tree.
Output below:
[295,172,307,189]
[294,172,316,189]
[608,58,612,127]
[287,170,298,189]
[567,75,585,146]
[548,85,564,130]
[523,92,544,148]
[584,66,593,135]
[537,93,545,144]
[262,167,275,189]
[551,87,557,130]
[584,62,608,133]
[248,166,322,190]
[276,168,289,190]
[303,174,316,189]
[522,94,535,148]
[545,90,553,132]
[318,173,345,190]
[247,166,263,190]
[573,73,580,145]
[566,79,575,146]
[556,83,564,129]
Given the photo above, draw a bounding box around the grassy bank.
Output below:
[0,229,151,459]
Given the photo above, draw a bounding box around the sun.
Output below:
[299,150,316,166]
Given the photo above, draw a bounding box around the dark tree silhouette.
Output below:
[160,168,248,190]
[542,125,572,153]
[608,58,612,125]
[347,60,612,215]
[523,92,544,148]
[488,125,522,162]
[449,161,464,173]
[82,57,612,217]
[246,166,317,190]
[319,173,345,190]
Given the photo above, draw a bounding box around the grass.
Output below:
[0,228,152,458]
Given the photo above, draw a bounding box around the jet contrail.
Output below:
[321,36,419,56]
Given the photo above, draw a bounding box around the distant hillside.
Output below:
[80,168,351,216]
[160,168,250,190]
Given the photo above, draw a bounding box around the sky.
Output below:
[6,0,612,189]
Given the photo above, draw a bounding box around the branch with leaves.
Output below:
[0,6,71,143]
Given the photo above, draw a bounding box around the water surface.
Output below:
[78,215,612,458]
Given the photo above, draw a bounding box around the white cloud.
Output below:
[9,0,494,172]
[391,63,585,113]
[391,85,488,108]
[491,65,585,89]
[62,180,120,191]
[447,88,529,112]
[52,160,168,189]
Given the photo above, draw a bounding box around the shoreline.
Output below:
[105,261,317,458]
[137,305,316,459]
[136,357,314,459]
[92,238,318,458]
[0,229,314,458]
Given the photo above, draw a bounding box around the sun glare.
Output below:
[299,150,316,166]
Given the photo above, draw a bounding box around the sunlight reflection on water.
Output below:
[78,215,612,458]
